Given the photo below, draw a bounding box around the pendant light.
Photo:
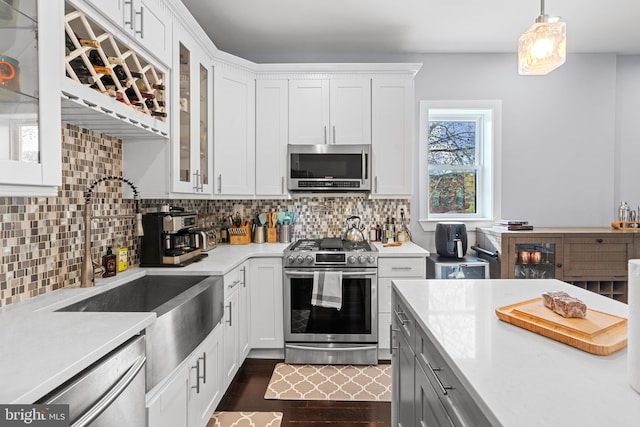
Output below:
[518,0,566,75]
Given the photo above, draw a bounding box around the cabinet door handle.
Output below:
[191,358,201,393]
[393,308,409,326]
[374,176,378,193]
[240,266,246,287]
[389,324,399,352]
[226,302,233,326]
[136,7,144,38]
[323,126,327,144]
[228,279,240,289]
[281,176,285,194]
[596,238,604,243]
[218,174,222,193]
[200,352,207,384]
[124,0,135,30]
[333,125,336,144]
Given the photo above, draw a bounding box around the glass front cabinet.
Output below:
[508,238,563,280]
[0,0,62,194]
[172,24,212,194]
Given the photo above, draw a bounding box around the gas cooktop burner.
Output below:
[284,238,378,267]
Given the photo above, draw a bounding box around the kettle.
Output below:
[343,215,366,242]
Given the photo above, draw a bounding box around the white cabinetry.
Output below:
[173,25,213,194]
[371,78,414,195]
[249,258,284,349]
[378,256,426,359]
[146,325,223,427]
[187,324,223,427]
[0,0,62,195]
[255,80,288,196]
[288,78,371,145]
[222,262,249,388]
[214,62,255,195]
[85,0,171,62]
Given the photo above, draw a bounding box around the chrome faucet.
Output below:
[80,176,144,287]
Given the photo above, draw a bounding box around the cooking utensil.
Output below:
[277,211,285,225]
[343,215,365,242]
[258,212,267,226]
[270,212,278,228]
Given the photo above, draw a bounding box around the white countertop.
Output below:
[0,240,428,405]
[393,279,640,427]
[372,241,430,257]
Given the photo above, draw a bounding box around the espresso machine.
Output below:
[140,211,206,267]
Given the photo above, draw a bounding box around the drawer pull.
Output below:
[596,238,604,243]
[424,356,454,395]
[390,324,399,352]
[394,308,410,326]
[391,266,413,270]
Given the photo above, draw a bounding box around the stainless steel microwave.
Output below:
[287,144,371,192]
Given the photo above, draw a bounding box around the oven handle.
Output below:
[286,344,378,352]
[284,270,377,277]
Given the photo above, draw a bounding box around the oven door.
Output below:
[283,268,378,343]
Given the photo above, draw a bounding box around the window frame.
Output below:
[418,100,502,232]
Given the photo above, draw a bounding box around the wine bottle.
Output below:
[134,78,148,91]
[113,65,128,81]
[65,32,77,53]
[79,38,100,49]
[88,49,105,67]
[152,83,165,90]
[125,86,139,102]
[145,99,165,109]
[150,111,167,118]
[69,57,91,77]
[107,56,124,65]
[93,65,113,75]
[78,75,97,85]
[129,71,144,79]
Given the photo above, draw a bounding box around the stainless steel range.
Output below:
[283,238,378,365]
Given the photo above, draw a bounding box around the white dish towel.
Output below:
[311,271,343,310]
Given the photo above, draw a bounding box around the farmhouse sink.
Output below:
[57,275,224,391]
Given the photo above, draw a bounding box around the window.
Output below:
[418,101,502,231]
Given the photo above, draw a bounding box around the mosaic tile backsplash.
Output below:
[0,124,409,307]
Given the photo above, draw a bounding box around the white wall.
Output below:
[408,53,621,251]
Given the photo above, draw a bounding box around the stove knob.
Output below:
[347,255,357,264]
[296,255,305,263]
[358,255,366,264]
[305,255,314,264]
[367,255,376,264]
[286,255,296,263]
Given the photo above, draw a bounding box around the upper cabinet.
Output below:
[0,0,62,195]
[83,0,171,62]
[213,61,255,196]
[289,78,371,145]
[255,79,288,196]
[62,1,170,140]
[371,78,414,195]
[172,25,213,194]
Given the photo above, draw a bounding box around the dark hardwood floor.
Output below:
[210,358,391,427]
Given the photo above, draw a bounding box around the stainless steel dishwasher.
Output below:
[38,335,146,427]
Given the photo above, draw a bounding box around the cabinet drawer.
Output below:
[563,236,632,278]
[379,257,426,278]
[415,327,494,427]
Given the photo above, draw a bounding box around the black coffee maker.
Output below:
[140,211,205,267]
[435,222,468,258]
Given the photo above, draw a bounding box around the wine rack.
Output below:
[63,4,167,125]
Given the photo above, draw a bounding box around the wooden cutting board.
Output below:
[495,298,627,355]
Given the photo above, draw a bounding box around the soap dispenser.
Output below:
[102,247,117,278]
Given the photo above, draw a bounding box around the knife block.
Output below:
[267,227,277,243]
[229,224,251,245]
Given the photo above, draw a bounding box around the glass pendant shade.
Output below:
[518,18,566,75]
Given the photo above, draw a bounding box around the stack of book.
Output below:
[493,220,533,230]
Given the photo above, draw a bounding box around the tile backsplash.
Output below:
[0,124,409,307]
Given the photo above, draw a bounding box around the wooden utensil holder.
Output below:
[229,224,251,245]
[267,227,278,243]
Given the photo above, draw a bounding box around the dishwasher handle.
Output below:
[71,355,146,427]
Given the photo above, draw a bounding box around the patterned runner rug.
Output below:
[264,363,391,401]
[209,411,283,427]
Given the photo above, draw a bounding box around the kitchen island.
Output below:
[392,278,640,426]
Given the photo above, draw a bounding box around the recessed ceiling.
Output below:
[179,0,640,61]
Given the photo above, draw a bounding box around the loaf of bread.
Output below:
[541,291,587,318]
